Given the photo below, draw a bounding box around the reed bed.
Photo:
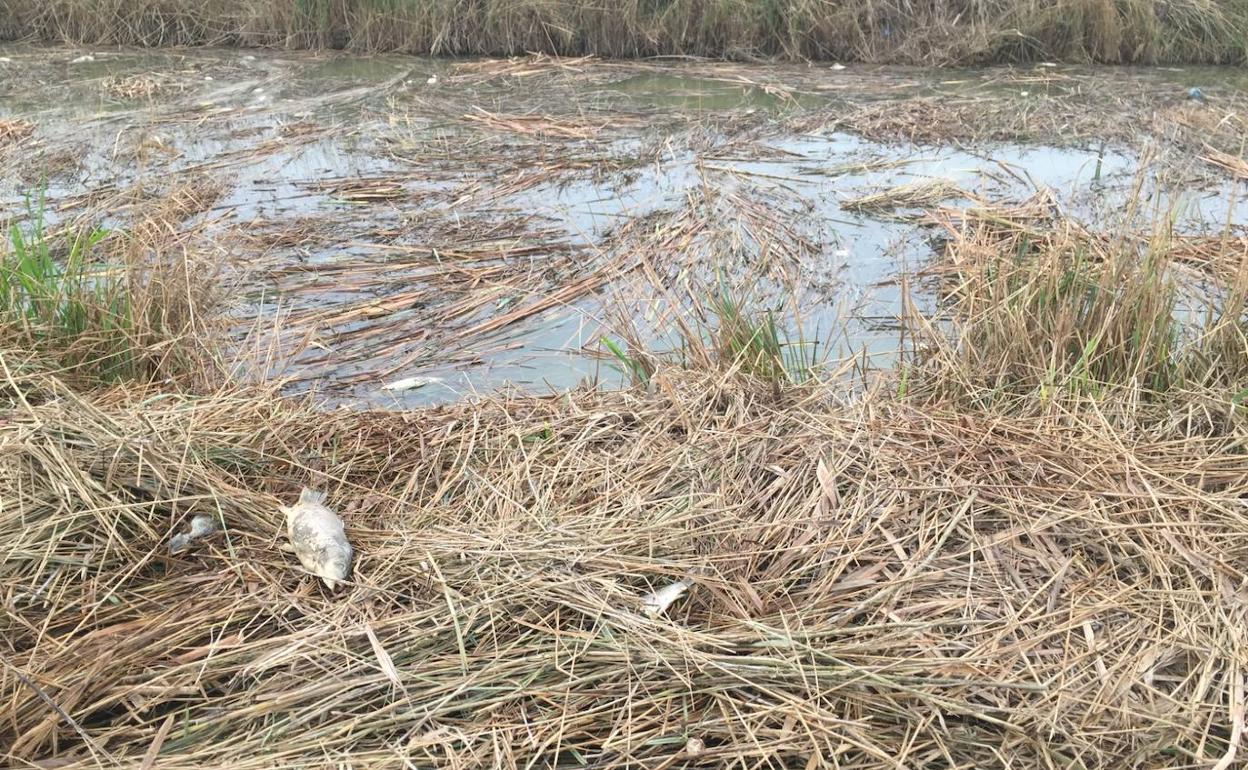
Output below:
[4,0,1248,64]
[0,185,227,387]
[917,199,1248,405]
[2,354,1247,768]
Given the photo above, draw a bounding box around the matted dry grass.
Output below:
[2,356,1246,768]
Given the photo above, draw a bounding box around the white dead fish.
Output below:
[381,375,442,392]
[640,577,694,617]
[280,488,353,590]
[426,74,438,85]
[70,54,95,64]
[0,57,12,63]
[830,62,846,71]
[169,514,218,554]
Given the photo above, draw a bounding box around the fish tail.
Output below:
[298,487,327,506]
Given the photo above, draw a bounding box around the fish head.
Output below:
[317,544,353,587]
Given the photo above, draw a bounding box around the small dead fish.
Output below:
[169,514,218,554]
[70,54,95,64]
[280,488,353,590]
[829,62,846,71]
[381,375,442,392]
[640,577,694,617]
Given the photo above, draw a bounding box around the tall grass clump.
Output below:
[0,202,136,378]
[600,281,822,391]
[911,209,1248,408]
[0,194,223,385]
[706,283,819,384]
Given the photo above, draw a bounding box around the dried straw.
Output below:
[2,361,1246,767]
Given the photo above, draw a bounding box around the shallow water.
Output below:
[1,46,1245,405]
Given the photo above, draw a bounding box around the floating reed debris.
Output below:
[843,178,967,213]
[1,359,1246,767]
[1204,148,1248,180]
[103,73,168,100]
[460,108,615,139]
[0,118,34,143]
[307,178,410,202]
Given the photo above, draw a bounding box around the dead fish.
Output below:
[381,375,442,392]
[70,54,95,64]
[169,514,218,554]
[640,577,694,617]
[280,488,353,590]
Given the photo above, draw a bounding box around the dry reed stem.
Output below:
[0,118,35,143]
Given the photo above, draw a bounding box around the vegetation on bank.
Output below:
[0,190,224,386]
[2,0,1248,64]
